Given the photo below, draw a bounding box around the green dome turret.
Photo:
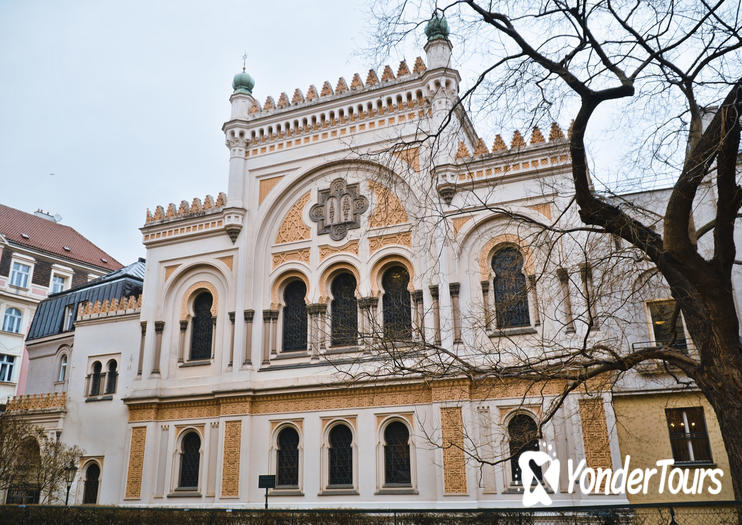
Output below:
[232,68,254,95]
[425,12,449,42]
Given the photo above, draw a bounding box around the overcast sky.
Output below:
[1,1,630,267]
[0,0,397,265]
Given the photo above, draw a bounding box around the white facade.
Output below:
[11,25,738,508]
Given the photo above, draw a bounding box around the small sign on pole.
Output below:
[258,474,275,509]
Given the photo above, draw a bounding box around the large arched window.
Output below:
[82,462,100,504]
[276,426,300,487]
[178,432,201,490]
[331,273,358,347]
[105,360,117,394]
[89,361,102,396]
[492,247,531,328]
[2,307,22,333]
[507,414,541,485]
[282,281,307,352]
[190,292,213,360]
[382,266,411,340]
[328,424,353,487]
[383,421,411,486]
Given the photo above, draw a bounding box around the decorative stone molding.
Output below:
[579,399,613,474]
[368,231,412,254]
[275,192,311,244]
[221,421,242,498]
[272,248,311,269]
[125,426,147,500]
[78,294,141,320]
[441,406,467,494]
[145,192,227,226]
[5,392,66,412]
[318,240,359,261]
[309,179,369,241]
[368,181,408,228]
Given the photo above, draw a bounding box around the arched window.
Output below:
[492,247,530,328]
[331,273,358,347]
[178,432,201,489]
[90,361,102,396]
[382,266,411,340]
[58,354,68,382]
[383,421,411,486]
[105,360,117,394]
[190,292,213,360]
[2,307,22,333]
[82,462,100,504]
[276,426,300,487]
[507,414,541,485]
[328,424,353,487]
[282,281,307,352]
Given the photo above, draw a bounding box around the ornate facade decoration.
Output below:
[368,181,408,228]
[275,192,311,244]
[309,179,369,241]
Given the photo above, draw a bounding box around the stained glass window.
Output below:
[277,426,300,487]
[90,361,102,396]
[282,281,307,351]
[328,424,353,486]
[492,247,531,328]
[331,273,358,347]
[382,267,412,340]
[190,292,213,360]
[83,463,100,504]
[178,432,201,489]
[508,414,541,484]
[384,421,411,485]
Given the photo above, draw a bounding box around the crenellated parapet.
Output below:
[141,191,244,245]
[435,123,571,204]
[6,392,66,412]
[144,192,227,225]
[77,294,142,321]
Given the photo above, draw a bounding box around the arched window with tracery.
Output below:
[331,273,357,347]
[383,421,411,486]
[328,424,353,487]
[105,360,117,394]
[276,426,300,487]
[492,247,531,328]
[382,266,411,340]
[178,432,201,490]
[190,292,213,360]
[89,361,102,396]
[82,462,100,504]
[507,413,541,485]
[282,281,307,352]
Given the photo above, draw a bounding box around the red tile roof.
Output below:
[0,204,122,271]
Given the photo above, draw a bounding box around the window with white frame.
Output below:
[62,304,76,332]
[0,354,15,382]
[9,262,30,288]
[2,308,22,333]
[51,274,67,293]
[58,354,68,382]
[665,407,713,464]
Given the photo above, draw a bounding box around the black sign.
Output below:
[258,475,276,489]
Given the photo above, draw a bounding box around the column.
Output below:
[261,309,272,365]
[137,321,147,376]
[151,321,165,375]
[557,268,575,332]
[429,285,441,345]
[527,275,541,327]
[178,320,188,363]
[269,310,279,357]
[228,312,236,366]
[449,283,461,344]
[481,281,492,331]
[412,290,424,341]
[243,309,254,365]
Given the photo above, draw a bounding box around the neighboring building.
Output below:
[7,16,737,509]
[0,204,122,403]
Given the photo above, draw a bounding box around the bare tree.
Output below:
[337,0,742,501]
